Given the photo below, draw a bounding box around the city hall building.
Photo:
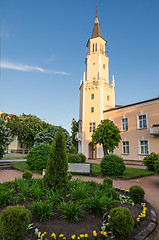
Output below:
[77,11,159,161]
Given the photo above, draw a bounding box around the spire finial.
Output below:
[96,4,97,17]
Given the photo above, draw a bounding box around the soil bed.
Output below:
[0,199,152,240]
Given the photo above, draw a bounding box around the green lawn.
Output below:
[10,161,30,172]
[10,161,155,179]
[10,161,41,173]
[2,156,26,160]
[92,163,154,178]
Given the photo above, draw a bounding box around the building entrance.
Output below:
[89,142,96,159]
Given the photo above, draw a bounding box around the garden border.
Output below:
[134,206,157,240]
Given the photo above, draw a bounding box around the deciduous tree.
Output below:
[92,119,121,155]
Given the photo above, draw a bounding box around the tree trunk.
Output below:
[22,144,25,154]
[103,146,108,156]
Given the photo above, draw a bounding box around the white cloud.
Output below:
[1,60,69,75]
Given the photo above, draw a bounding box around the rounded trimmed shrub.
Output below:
[22,170,33,179]
[77,153,86,163]
[100,154,125,176]
[109,207,134,238]
[26,143,50,170]
[68,154,81,163]
[0,205,32,240]
[154,159,159,176]
[143,152,159,171]
[129,185,145,203]
[103,177,113,187]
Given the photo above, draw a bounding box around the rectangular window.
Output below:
[122,118,128,131]
[95,43,97,51]
[91,94,94,99]
[139,140,149,155]
[91,107,94,113]
[93,44,94,52]
[103,64,105,69]
[123,141,129,154]
[89,122,96,132]
[138,115,147,129]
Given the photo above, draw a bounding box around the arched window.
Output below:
[95,43,97,51]
[93,44,94,52]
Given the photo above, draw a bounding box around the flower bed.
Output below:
[0,178,152,240]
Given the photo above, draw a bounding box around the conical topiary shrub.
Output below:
[43,128,68,189]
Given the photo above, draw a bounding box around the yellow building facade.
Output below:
[78,11,159,161]
[104,98,159,161]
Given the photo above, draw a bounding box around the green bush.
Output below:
[69,143,77,154]
[77,153,86,163]
[22,170,33,179]
[68,154,81,163]
[84,195,106,216]
[26,143,50,170]
[43,129,68,189]
[67,172,73,180]
[154,159,159,176]
[129,185,145,203]
[0,185,15,207]
[103,177,113,187]
[58,201,84,222]
[70,185,88,203]
[109,207,134,238]
[143,152,159,171]
[100,154,125,176]
[29,200,54,221]
[0,205,32,240]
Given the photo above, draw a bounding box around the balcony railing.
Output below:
[150,125,159,135]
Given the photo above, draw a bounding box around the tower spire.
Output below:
[96,4,97,17]
[92,6,102,38]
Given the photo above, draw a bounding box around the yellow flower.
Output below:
[93,230,97,237]
[59,234,64,237]
[41,232,46,238]
[80,234,84,238]
[63,237,66,240]
[71,234,76,239]
[98,182,101,184]
[137,180,139,182]
[136,218,140,222]
[51,233,56,239]
[85,234,88,237]
[77,237,80,239]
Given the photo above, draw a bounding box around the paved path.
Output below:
[0,169,158,239]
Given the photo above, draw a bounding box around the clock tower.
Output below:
[78,9,115,159]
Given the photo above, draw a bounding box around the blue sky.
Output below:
[0,0,159,132]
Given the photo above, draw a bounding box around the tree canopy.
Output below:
[71,120,79,151]
[0,113,49,152]
[0,120,11,159]
[35,126,72,153]
[92,119,121,155]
